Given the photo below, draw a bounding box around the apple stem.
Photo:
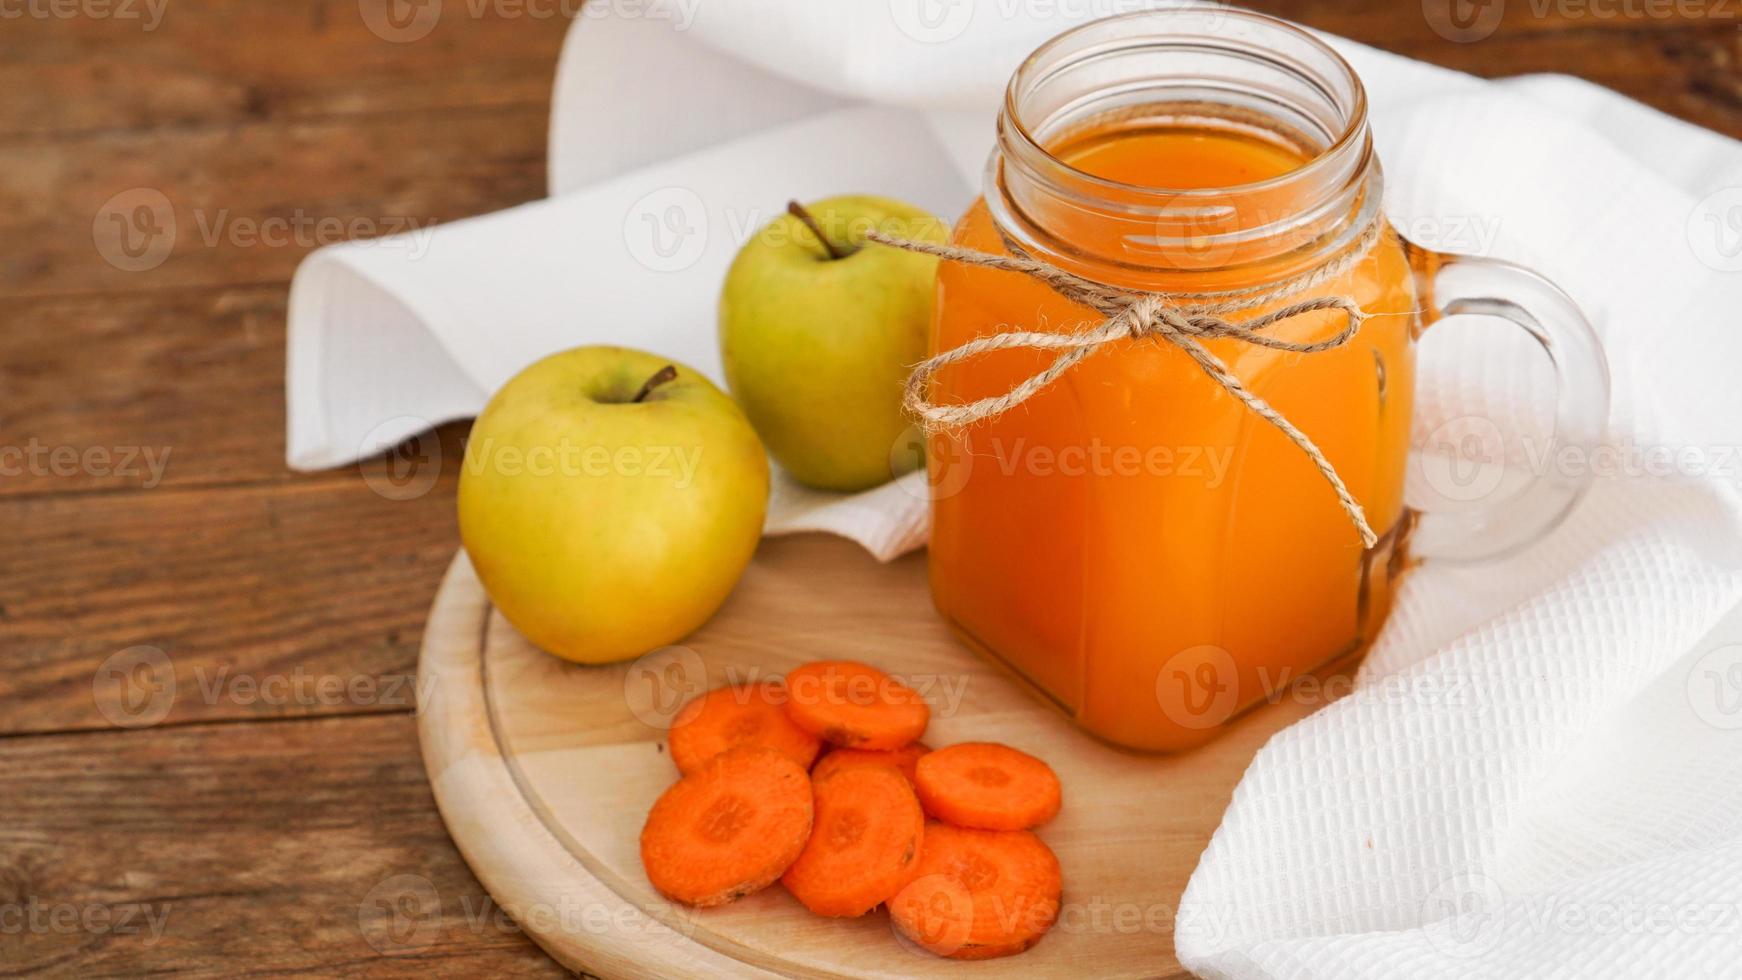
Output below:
[632,364,679,403]
[787,200,848,261]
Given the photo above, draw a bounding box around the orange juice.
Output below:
[927,115,1418,752]
[922,8,1612,752]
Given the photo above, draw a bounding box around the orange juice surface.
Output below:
[928,117,1418,751]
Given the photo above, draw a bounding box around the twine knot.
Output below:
[866,223,1383,549]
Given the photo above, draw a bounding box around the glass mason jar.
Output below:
[924,9,1609,752]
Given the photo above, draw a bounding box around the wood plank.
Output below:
[2,285,291,496]
[0,104,549,300]
[2,476,462,735]
[0,712,573,977]
[0,0,569,139]
[1396,26,1742,137]
[1256,1,1742,136]
[0,284,471,497]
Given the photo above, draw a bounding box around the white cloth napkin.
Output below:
[287,2,1742,975]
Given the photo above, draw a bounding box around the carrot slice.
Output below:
[782,660,930,750]
[888,823,1062,959]
[810,742,930,786]
[640,747,813,908]
[781,767,925,917]
[668,681,822,775]
[913,742,1061,830]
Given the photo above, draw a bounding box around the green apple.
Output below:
[457,346,769,664]
[719,194,947,492]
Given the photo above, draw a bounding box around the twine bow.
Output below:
[866,223,1382,549]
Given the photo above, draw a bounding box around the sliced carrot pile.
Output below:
[640,746,812,908]
[888,823,1062,960]
[782,767,925,917]
[638,659,1069,960]
[810,742,930,786]
[668,681,822,775]
[782,660,930,750]
[913,742,1061,830]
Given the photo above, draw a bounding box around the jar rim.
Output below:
[1000,6,1370,202]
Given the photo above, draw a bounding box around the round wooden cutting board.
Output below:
[417,534,1325,979]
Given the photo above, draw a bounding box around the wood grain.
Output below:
[1257,1,1742,136]
[0,285,475,497]
[0,0,568,138]
[0,711,570,978]
[2,286,295,496]
[0,106,550,300]
[2,476,461,736]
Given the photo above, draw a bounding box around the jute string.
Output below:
[866,220,1384,549]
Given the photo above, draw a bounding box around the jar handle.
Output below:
[1402,243,1611,562]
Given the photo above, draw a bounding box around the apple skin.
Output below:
[719,195,947,492]
[457,346,769,664]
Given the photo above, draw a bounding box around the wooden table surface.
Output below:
[2,3,1737,976]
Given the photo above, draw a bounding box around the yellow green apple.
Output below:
[719,195,946,492]
[457,346,769,664]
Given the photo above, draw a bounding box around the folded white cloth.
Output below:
[287,2,1742,975]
